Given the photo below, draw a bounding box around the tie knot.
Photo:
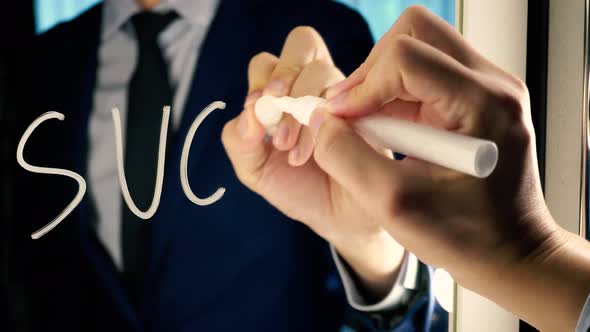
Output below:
[131,11,178,44]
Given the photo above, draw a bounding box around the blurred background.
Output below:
[34,0,454,38]
[336,0,454,39]
[2,1,454,331]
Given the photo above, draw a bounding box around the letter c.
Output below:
[180,101,226,206]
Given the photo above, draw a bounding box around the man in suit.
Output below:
[17,0,445,331]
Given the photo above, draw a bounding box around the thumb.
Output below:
[221,105,269,190]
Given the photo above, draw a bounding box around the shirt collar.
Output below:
[102,0,220,41]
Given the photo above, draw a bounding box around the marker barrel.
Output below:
[255,95,498,178]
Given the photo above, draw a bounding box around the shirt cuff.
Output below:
[576,292,590,332]
[330,246,419,312]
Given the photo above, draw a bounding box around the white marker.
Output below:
[255,95,498,178]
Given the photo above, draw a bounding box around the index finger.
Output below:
[248,52,279,94]
[327,5,479,98]
[326,35,480,125]
[264,26,334,96]
[377,6,476,68]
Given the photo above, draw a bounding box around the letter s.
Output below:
[16,111,87,239]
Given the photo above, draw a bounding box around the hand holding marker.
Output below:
[225,6,572,331]
[255,95,498,178]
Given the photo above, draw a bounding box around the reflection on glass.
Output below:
[35,1,456,39]
[33,1,456,331]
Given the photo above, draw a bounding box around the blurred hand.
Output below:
[222,27,405,298]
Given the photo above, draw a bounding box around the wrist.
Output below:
[461,217,590,332]
[333,230,406,300]
[522,228,590,331]
[450,204,561,283]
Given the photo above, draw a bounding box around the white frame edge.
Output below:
[453,0,528,331]
[545,0,586,235]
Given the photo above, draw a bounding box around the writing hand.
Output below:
[314,6,585,331]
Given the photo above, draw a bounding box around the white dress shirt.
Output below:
[88,0,416,311]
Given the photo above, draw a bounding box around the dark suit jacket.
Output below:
[16,0,440,331]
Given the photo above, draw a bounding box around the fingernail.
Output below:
[325,92,348,113]
[237,110,249,138]
[288,147,299,166]
[309,110,326,141]
[244,91,262,108]
[264,80,288,96]
[272,123,289,147]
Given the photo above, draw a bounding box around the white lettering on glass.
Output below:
[111,106,170,220]
[180,101,226,206]
[16,111,87,239]
[17,101,227,239]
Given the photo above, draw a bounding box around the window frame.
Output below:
[544,0,588,238]
[453,0,530,331]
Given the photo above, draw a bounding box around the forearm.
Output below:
[466,225,590,331]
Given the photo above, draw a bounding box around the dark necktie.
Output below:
[122,10,177,306]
